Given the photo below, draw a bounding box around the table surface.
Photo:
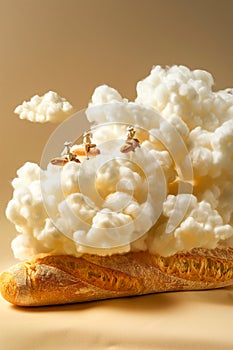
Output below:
[1,282,233,350]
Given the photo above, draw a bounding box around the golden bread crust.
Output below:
[1,247,233,306]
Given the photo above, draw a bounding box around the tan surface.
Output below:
[0,287,233,350]
[0,0,233,349]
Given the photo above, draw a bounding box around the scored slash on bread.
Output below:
[1,247,233,306]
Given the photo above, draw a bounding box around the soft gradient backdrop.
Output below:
[1,0,233,265]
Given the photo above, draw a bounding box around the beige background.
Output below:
[0,1,233,349]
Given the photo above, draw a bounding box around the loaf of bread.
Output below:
[1,247,233,306]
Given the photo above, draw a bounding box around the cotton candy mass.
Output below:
[6,65,233,260]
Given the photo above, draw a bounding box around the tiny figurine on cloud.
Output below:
[50,131,101,166]
[120,126,141,153]
[50,141,81,166]
[71,131,101,160]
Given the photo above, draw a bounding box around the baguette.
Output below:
[1,247,233,306]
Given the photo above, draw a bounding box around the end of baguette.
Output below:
[0,263,34,306]
[0,271,18,305]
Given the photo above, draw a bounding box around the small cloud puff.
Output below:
[14,91,74,123]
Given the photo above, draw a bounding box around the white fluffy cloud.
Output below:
[14,91,74,123]
[6,65,233,258]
